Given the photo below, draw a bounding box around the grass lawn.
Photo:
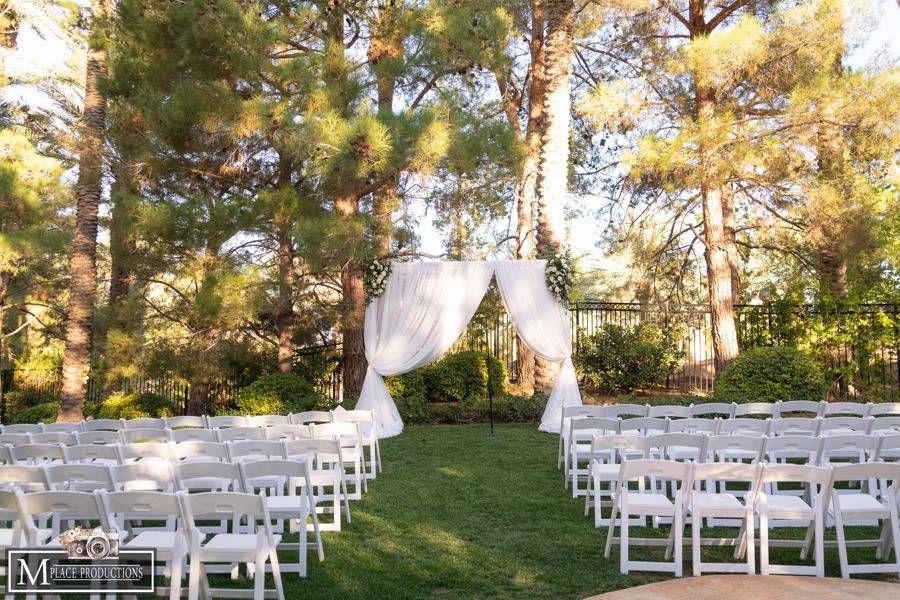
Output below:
[282,423,898,599]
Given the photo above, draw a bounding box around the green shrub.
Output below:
[714,346,827,404]
[95,392,176,420]
[3,389,58,417]
[575,323,683,392]
[11,401,60,424]
[235,373,327,416]
[384,370,429,422]
[425,350,507,403]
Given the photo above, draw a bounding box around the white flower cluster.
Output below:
[545,254,573,307]
[365,259,392,303]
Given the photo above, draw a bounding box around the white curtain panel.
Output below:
[493,260,583,433]
[356,261,496,437]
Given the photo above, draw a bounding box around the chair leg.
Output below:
[815,508,825,578]
[692,509,702,577]
[188,552,201,600]
[620,509,630,575]
[269,550,285,600]
[254,553,265,600]
[604,503,618,559]
[674,496,684,577]
[833,502,850,578]
[310,505,324,562]
[889,497,900,579]
[759,499,770,576]
[745,510,756,575]
[168,553,183,600]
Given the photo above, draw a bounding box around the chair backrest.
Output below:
[561,405,607,425]
[174,461,243,492]
[121,428,171,444]
[62,443,120,465]
[0,446,10,465]
[667,418,718,434]
[82,418,125,432]
[264,424,311,440]
[31,432,78,445]
[164,415,207,429]
[618,458,692,485]
[290,411,333,425]
[169,440,228,462]
[690,402,736,418]
[692,461,761,486]
[100,490,183,534]
[170,427,217,443]
[15,490,103,539]
[816,434,880,465]
[117,441,171,464]
[0,464,47,491]
[775,400,824,417]
[11,443,65,464]
[768,417,820,436]
[646,433,707,459]
[41,422,84,433]
[330,409,378,438]
[829,462,900,485]
[618,417,668,435]
[590,434,647,460]
[876,434,900,459]
[821,402,870,417]
[44,463,115,491]
[871,416,900,435]
[216,426,264,443]
[732,402,776,417]
[246,414,290,427]
[206,415,247,429]
[239,458,315,499]
[311,422,362,446]
[124,417,166,430]
[647,405,692,419]
[283,438,344,467]
[0,433,32,446]
[179,491,269,533]
[569,417,619,438]
[869,403,900,417]
[717,417,770,437]
[112,462,175,492]
[602,404,649,418]
[758,463,833,488]
[2,424,43,434]
[75,431,120,445]
[226,440,286,462]
[705,435,765,462]
[818,416,873,436]
[762,435,823,462]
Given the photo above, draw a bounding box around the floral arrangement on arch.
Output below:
[545,252,574,307]
[365,258,392,303]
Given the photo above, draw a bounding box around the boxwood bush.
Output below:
[11,401,60,424]
[94,392,176,419]
[714,346,827,404]
[425,350,507,403]
[235,373,328,416]
[575,323,683,392]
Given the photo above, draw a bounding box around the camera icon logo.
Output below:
[60,527,120,560]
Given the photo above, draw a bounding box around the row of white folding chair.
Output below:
[2,486,296,600]
[601,459,900,579]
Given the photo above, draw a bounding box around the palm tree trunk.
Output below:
[58,0,112,422]
[534,0,574,393]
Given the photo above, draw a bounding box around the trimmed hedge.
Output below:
[714,346,827,404]
[234,373,328,416]
[425,350,507,403]
[11,401,60,424]
[94,392,176,420]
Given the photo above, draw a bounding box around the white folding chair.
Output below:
[769,417,821,437]
[63,443,121,465]
[239,459,323,577]
[311,422,367,498]
[603,404,649,418]
[30,432,77,445]
[124,417,167,430]
[331,408,381,478]
[818,416,874,437]
[118,441,172,464]
[100,491,188,600]
[717,418,770,437]
[14,489,105,549]
[688,462,761,575]
[11,443,66,465]
[121,427,171,444]
[227,440,286,463]
[206,415,247,429]
[618,417,667,436]
[290,411,332,425]
[83,418,126,431]
[876,434,900,464]
[816,434,879,468]
[604,459,691,576]
[76,430,121,445]
[648,405,692,419]
[264,424,311,441]
[756,463,833,577]
[41,422,84,433]
[871,416,900,436]
[112,462,176,492]
[825,462,900,579]
[246,415,290,427]
[165,415,207,429]
[44,463,115,492]
[0,464,47,492]
[170,427,218,443]
[869,403,900,417]
[733,402,776,418]
[178,491,285,600]
[647,433,707,464]
[174,461,244,539]
[2,424,42,434]
[584,435,648,527]
[568,417,620,495]
[216,426,265,443]
[170,441,229,463]
[558,405,608,469]
[822,402,871,417]
[666,418,718,435]
[283,438,352,531]
[0,433,31,446]
[775,400,825,417]
[0,489,49,576]
[690,402,736,418]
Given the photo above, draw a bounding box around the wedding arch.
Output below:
[355,260,582,438]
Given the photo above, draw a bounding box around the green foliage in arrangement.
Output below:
[714,346,827,404]
[425,350,507,404]
[11,401,61,424]
[575,324,683,392]
[93,392,176,420]
[235,373,328,416]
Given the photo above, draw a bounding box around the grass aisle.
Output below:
[292,423,660,599]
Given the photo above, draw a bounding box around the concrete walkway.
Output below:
[589,575,899,600]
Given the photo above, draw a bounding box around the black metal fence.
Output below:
[2,302,898,418]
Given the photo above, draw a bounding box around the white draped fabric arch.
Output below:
[355,260,582,438]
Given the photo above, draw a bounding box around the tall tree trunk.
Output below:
[275,154,296,374]
[534,0,574,393]
[371,180,395,257]
[721,183,741,305]
[186,378,209,416]
[696,84,740,371]
[336,195,367,399]
[58,0,111,422]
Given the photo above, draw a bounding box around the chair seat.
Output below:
[591,463,620,478]
[717,450,758,460]
[765,495,812,511]
[125,531,182,551]
[691,493,743,510]
[265,495,311,512]
[203,533,281,552]
[832,494,886,512]
[621,493,673,509]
